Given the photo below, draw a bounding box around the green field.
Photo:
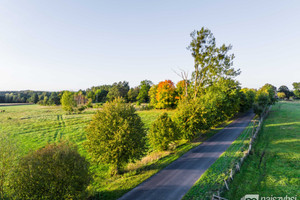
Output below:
[0,105,176,198]
[0,104,236,199]
[223,101,300,199]
[1,104,223,199]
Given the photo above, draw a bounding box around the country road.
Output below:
[119,111,255,200]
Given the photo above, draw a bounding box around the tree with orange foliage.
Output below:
[155,80,176,109]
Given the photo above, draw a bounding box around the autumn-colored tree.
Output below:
[155,80,176,109]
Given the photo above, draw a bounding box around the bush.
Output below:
[148,113,179,151]
[78,105,86,113]
[84,98,146,175]
[174,98,209,141]
[12,141,91,200]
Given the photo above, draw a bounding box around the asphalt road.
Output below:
[119,111,255,200]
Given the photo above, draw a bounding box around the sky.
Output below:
[0,0,299,91]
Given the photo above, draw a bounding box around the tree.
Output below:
[84,98,146,175]
[48,92,60,105]
[277,92,286,100]
[239,88,256,112]
[278,85,291,99]
[292,82,300,99]
[0,133,18,199]
[127,87,140,102]
[107,81,130,101]
[61,91,76,113]
[28,93,39,104]
[176,80,189,101]
[187,27,240,98]
[259,83,277,105]
[174,98,208,140]
[137,80,153,103]
[12,142,91,200]
[155,80,176,109]
[149,85,158,107]
[95,89,108,102]
[148,113,179,151]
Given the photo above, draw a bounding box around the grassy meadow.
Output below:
[223,101,300,199]
[0,105,175,198]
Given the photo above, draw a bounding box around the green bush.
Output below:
[174,98,209,141]
[148,113,179,151]
[85,98,146,175]
[12,141,91,200]
[78,105,86,113]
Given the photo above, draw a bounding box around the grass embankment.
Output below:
[183,118,255,200]
[0,105,233,199]
[223,101,300,199]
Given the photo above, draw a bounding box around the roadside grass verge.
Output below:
[223,101,300,199]
[182,120,254,200]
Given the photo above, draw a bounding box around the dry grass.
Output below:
[126,151,171,171]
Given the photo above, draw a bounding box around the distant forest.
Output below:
[0,81,150,105]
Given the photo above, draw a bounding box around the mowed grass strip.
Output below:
[0,105,233,199]
[223,101,300,199]
[182,119,254,200]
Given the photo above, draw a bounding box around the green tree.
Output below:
[95,89,108,102]
[137,80,153,103]
[28,93,39,104]
[174,98,208,140]
[61,91,76,113]
[84,98,146,175]
[188,27,240,98]
[239,88,256,112]
[107,81,130,101]
[292,82,300,99]
[48,92,61,105]
[12,142,90,200]
[148,113,179,151]
[278,85,291,99]
[149,85,158,107]
[127,87,140,102]
[259,83,277,105]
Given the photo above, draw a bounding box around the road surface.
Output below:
[119,111,254,200]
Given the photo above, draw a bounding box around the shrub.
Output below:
[84,98,146,175]
[148,113,179,151]
[12,141,91,200]
[173,98,209,141]
[78,105,86,113]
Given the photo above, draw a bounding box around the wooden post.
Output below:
[224,179,229,190]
